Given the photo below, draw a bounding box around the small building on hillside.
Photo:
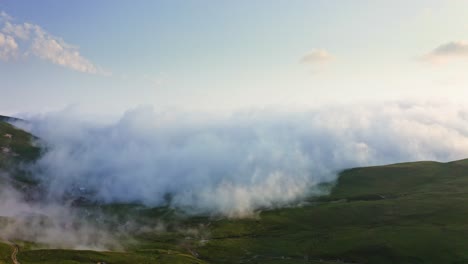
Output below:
[3,133,12,139]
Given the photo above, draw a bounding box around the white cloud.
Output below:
[0,32,18,60]
[3,21,32,40]
[29,25,102,74]
[16,101,468,217]
[300,49,334,64]
[421,41,468,64]
[0,11,109,75]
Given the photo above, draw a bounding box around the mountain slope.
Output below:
[193,159,468,263]
[0,118,41,188]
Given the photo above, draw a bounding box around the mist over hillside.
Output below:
[13,101,468,217]
[3,1,468,262]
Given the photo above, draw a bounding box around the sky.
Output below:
[1,0,468,116]
[3,1,468,222]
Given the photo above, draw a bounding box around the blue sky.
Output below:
[1,1,468,115]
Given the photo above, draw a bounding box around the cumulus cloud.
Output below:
[300,49,334,64]
[2,20,32,40]
[0,32,18,60]
[421,41,468,64]
[0,11,109,75]
[15,102,468,218]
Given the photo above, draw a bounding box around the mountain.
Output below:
[1,118,468,263]
[0,115,23,123]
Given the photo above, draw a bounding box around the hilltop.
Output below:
[1,118,468,263]
[0,115,23,123]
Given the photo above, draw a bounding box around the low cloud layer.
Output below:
[0,11,108,75]
[15,102,468,217]
[421,41,468,64]
[0,175,120,250]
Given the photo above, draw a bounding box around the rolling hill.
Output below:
[1,117,468,263]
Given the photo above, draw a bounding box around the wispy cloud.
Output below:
[0,11,110,75]
[300,49,334,64]
[0,11,12,21]
[420,41,468,64]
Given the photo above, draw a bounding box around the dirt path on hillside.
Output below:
[10,243,20,264]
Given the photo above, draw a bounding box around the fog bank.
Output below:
[16,101,468,217]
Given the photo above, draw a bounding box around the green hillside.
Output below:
[188,159,468,263]
[0,119,41,187]
[0,120,40,162]
[2,118,468,263]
